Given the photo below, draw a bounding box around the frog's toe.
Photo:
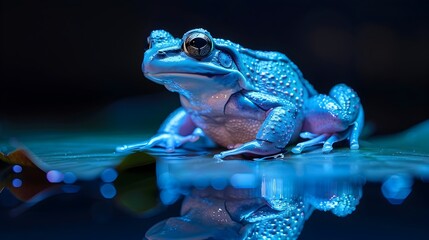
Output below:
[292,134,328,154]
[322,143,334,153]
[156,133,200,151]
[164,138,176,152]
[322,133,349,153]
[116,138,157,152]
[350,142,360,150]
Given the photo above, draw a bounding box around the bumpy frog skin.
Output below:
[117,28,364,159]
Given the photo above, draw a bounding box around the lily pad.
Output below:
[0,149,37,168]
[0,133,151,180]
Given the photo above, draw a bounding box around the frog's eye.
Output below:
[183,32,213,59]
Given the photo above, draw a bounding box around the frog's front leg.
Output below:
[116,107,203,152]
[215,92,299,159]
[292,84,364,154]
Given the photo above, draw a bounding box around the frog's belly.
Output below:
[196,117,263,147]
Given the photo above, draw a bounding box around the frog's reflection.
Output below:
[146,157,364,240]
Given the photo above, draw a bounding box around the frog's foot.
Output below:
[291,123,361,154]
[116,128,203,153]
[214,140,282,160]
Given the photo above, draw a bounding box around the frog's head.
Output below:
[143,28,258,96]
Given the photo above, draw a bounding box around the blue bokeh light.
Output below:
[100,183,117,199]
[101,168,118,183]
[12,165,23,173]
[12,178,22,188]
[63,172,77,184]
[381,174,413,205]
[46,170,64,183]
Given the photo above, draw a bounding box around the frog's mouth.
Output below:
[146,72,229,80]
[145,72,244,94]
[144,72,235,86]
[145,70,252,93]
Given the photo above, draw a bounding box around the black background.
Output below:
[1,0,428,134]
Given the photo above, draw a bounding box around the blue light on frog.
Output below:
[117,28,364,160]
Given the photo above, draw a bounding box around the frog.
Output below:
[116,28,364,159]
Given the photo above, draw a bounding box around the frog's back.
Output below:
[237,49,317,109]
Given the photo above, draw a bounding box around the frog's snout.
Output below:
[142,50,157,75]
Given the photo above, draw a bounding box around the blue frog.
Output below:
[117,28,364,159]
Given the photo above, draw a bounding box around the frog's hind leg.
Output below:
[294,84,364,154]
